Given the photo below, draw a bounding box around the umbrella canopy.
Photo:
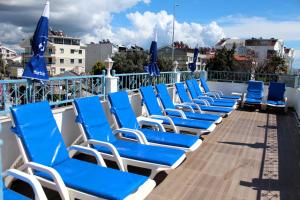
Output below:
[188,47,199,73]
[22,1,49,81]
[144,32,160,77]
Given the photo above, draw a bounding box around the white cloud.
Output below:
[106,11,225,48]
[220,15,300,41]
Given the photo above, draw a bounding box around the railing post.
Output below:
[173,61,181,83]
[294,75,299,88]
[105,59,119,94]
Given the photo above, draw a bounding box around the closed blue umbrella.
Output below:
[144,33,160,77]
[22,1,49,81]
[188,47,199,73]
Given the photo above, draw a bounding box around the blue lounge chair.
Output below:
[199,77,241,100]
[266,82,287,110]
[155,83,222,124]
[108,91,202,152]
[3,169,48,200]
[242,80,264,107]
[73,96,186,178]
[10,101,156,200]
[175,82,233,116]
[139,86,216,135]
[186,79,237,108]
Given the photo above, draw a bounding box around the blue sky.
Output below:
[0,0,299,68]
[111,0,300,69]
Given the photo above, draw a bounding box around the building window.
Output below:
[79,50,82,54]
[78,59,82,64]
[48,58,53,64]
[48,48,53,54]
[70,49,75,54]
[60,68,65,73]
[70,59,75,64]
[60,48,64,54]
[60,59,64,64]
[6,50,9,53]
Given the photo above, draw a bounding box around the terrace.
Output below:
[1,70,300,199]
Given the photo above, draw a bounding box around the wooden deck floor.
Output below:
[147,109,300,200]
[10,109,300,200]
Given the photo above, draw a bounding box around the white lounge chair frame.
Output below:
[11,115,156,200]
[72,104,186,178]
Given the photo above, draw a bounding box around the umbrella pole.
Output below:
[27,79,33,103]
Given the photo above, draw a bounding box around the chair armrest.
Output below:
[149,115,179,133]
[68,145,106,167]
[204,92,219,98]
[137,116,166,132]
[4,169,48,200]
[192,98,210,106]
[174,103,195,113]
[113,128,148,144]
[24,162,70,200]
[198,95,215,102]
[87,140,125,172]
[181,102,203,113]
[211,90,224,96]
[164,108,187,119]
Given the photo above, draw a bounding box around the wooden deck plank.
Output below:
[147,110,300,200]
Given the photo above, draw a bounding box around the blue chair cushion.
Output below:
[3,188,30,200]
[166,110,220,122]
[268,82,285,101]
[74,97,117,143]
[220,95,241,100]
[94,140,185,166]
[245,98,262,104]
[36,158,148,200]
[136,128,199,148]
[267,100,285,106]
[155,84,176,109]
[197,105,233,113]
[158,117,213,130]
[246,81,264,100]
[10,101,69,167]
[139,86,165,116]
[108,92,141,129]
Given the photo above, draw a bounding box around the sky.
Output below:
[0,0,300,68]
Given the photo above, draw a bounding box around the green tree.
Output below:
[91,61,106,75]
[0,54,4,77]
[260,55,287,74]
[157,55,173,72]
[113,51,148,74]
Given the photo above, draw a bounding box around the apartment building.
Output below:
[215,38,294,72]
[85,40,119,73]
[0,44,18,64]
[21,30,86,76]
[158,46,211,71]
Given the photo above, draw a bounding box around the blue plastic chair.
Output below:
[10,101,155,200]
[139,86,216,135]
[155,83,222,123]
[73,96,186,178]
[266,82,287,109]
[108,91,202,152]
[243,80,264,106]
[175,82,233,115]
[186,79,237,108]
[199,77,241,100]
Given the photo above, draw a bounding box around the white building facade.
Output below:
[21,30,86,76]
[0,44,18,64]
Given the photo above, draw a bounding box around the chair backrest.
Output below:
[108,91,140,129]
[74,96,116,143]
[175,82,193,103]
[139,86,164,116]
[10,101,69,167]
[191,79,204,96]
[246,81,264,100]
[268,82,286,101]
[186,79,198,99]
[200,77,210,93]
[155,84,176,109]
